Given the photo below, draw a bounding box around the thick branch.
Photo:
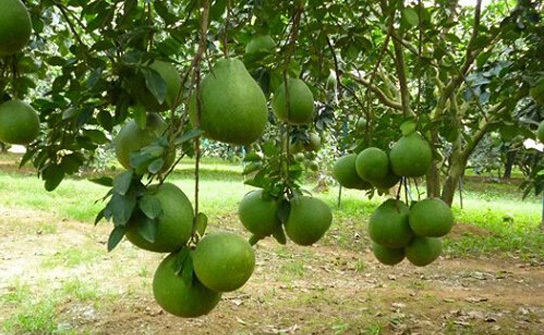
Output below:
[350,73,403,111]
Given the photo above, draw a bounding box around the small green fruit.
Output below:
[332,154,372,190]
[284,196,332,246]
[0,100,39,145]
[192,232,255,292]
[0,0,32,56]
[372,243,405,266]
[272,78,314,125]
[153,252,221,318]
[389,132,432,177]
[238,190,281,238]
[409,198,453,237]
[368,199,413,248]
[355,147,389,184]
[405,236,442,267]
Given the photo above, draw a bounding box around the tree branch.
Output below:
[349,73,403,111]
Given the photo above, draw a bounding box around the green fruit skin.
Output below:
[0,0,32,56]
[372,243,405,266]
[537,121,544,143]
[304,132,321,152]
[355,147,389,183]
[332,154,372,190]
[189,58,268,145]
[409,198,453,237]
[153,252,222,318]
[530,85,544,105]
[125,183,194,253]
[389,132,432,177]
[238,190,281,238]
[0,100,40,145]
[371,170,401,190]
[284,196,332,246]
[272,78,314,125]
[245,35,275,57]
[136,61,182,112]
[368,199,414,248]
[114,113,174,171]
[192,232,256,292]
[405,236,442,267]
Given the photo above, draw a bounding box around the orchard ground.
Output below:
[0,153,543,335]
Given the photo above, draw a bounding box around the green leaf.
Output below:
[83,129,108,144]
[243,152,262,162]
[174,128,204,145]
[104,193,136,227]
[90,176,113,187]
[402,8,419,27]
[148,158,165,174]
[180,254,194,287]
[142,68,167,105]
[97,110,113,131]
[139,194,163,219]
[174,247,191,275]
[194,212,208,236]
[113,170,133,196]
[137,217,158,243]
[243,162,262,175]
[43,164,65,192]
[400,120,417,136]
[272,226,287,245]
[276,199,291,224]
[94,208,105,226]
[107,226,126,252]
[133,105,147,129]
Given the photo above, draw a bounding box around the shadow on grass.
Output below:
[168,167,244,182]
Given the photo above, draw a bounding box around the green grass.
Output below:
[41,244,103,269]
[0,154,542,261]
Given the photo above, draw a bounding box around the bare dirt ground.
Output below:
[1,206,544,335]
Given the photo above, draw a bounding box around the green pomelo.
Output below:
[153,252,221,318]
[114,113,174,171]
[238,190,281,238]
[409,198,453,237]
[0,0,32,56]
[125,183,194,253]
[405,236,442,267]
[245,35,275,60]
[307,161,319,171]
[0,100,40,145]
[368,199,413,248]
[189,58,268,145]
[304,132,321,152]
[356,118,367,129]
[530,84,544,105]
[372,243,405,266]
[332,154,372,190]
[371,170,401,190]
[192,232,255,292]
[537,121,544,143]
[284,196,332,246]
[355,147,389,183]
[272,78,314,125]
[389,132,432,177]
[135,61,182,112]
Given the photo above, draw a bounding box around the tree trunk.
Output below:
[426,162,441,198]
[503,149,515,181]
[441,155,467,206]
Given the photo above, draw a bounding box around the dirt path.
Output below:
[1,206,543,335]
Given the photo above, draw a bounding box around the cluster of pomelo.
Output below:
[0,0,40,146]
[332,130,454,266]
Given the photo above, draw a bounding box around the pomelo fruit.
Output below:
[284,196,332,246]
[125,183,194,253]
[0,0,32,56]
[368,199,413,248]
[389,132,432,177]
[153,252,221,317]
[245,35,275,61]
[0,100,40,145]
[189,58,268,145]
[409,198,453,237]
[304,132,321,152]
[192,232,255,292]
[537,121,544,143]
[114,113,174,171]
[332,154,372,190]
[530,84,544,105]
[134,61,182,112]
[355,147,389,183]
[371,170,401,190]
[272,78,314,125]
[238,190,281,238]
[372,243,405,266]
[405,236,442,267]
